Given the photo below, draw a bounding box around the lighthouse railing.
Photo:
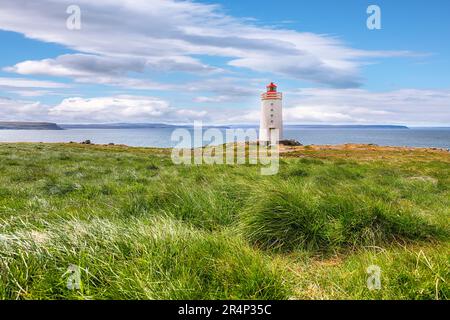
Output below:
[261,92,282,100]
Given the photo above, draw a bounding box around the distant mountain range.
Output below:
[285,124,410,129]
[0,122,410,130]
[59,123,182,129]
[0,122,62,130]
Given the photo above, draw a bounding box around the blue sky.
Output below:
[0,0,449,125]
[210,0,450,90]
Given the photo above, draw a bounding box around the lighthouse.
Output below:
[259,82,283,144]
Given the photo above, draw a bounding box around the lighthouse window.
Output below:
[270,108,274,112]
[270,114,274,117]
[270,103,274,106]
[270,120,274,123]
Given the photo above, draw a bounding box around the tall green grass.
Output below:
[240,182,446,252]
[0,216,288,299]
[0,143,448,299]
[290,243,449,299]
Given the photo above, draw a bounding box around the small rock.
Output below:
[81,140,91,145]
[279,139,303,146]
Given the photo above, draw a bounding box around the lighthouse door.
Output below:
[269,128,279,145]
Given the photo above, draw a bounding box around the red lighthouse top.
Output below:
[261,82,282,100]
[266,82,277,92]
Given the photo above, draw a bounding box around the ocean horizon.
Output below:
[1,126,449,149]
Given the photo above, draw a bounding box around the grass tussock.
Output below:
[241,182,446,252]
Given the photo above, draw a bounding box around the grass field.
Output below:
[0,142,448,299]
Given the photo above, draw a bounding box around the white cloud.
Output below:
[7,90,53,97]
[0,77,71,97]
[4,54,177,90]
[194,96,232,103]
[282,88,450,125]
[0,77,69,89]
[284,106,356,123]
[0,0,419,88]
[199,88,450,125]
[48,95,208,123]
[0,97,49,121]
[1,88,449,125]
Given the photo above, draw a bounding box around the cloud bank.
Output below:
[1,88,449,125]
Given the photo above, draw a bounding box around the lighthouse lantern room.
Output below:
[259,82,283,144]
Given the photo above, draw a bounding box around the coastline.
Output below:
[1,141,448,154]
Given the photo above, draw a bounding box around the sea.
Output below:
[0,126,449,149]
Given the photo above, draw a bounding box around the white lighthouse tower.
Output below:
[259,82,283,144]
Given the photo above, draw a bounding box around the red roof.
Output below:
[266,82,277,93]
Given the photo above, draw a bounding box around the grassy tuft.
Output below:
[240,182,446,252]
